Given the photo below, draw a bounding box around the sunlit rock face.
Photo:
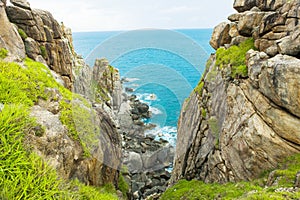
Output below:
[171,0,300,184]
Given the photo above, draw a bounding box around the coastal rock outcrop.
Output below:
[0,1,25,61]
[213,0,300,58]
[171,0,300,184]
[0,0,124,190]
[4,0,74,89]
[26,89,122,187]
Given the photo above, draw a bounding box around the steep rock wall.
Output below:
[0,0,124,189]
[0,0,25,61]
[171,0,300,184]
[3,0,74,89]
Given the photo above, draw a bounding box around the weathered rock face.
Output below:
[92,58,123,110]
[212,0,300,58]
[0,0,125,190]
[0,1,25,61]
[171,1,300,184]
[72,55,93,99]
[171,52,300,184]
[4,0,74,89]
[28,96,122,187]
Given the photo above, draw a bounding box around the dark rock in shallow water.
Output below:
[121,130,174,199]
[137,103,149,114]
[126,87,134,92]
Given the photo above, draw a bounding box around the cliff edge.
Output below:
[171,0,300,184]
[0,0,125,198]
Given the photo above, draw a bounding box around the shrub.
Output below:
[215,38,255,79]
[18,28,28,40]
[0,48,8,59]
[232,65,248,78]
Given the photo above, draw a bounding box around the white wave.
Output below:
[124,77,140,82]
[145,126,177,147]
[145,93,157,101]
[135,93,159,102]
[149,107,162,115]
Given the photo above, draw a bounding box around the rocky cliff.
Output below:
[2,0,75,89]
[0,0,124,194]
[171,0,300,184]
[0,1,175,199]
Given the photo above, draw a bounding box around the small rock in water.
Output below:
[125,87,134,92]
[158,133,163,137]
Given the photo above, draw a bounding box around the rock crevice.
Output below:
[171,0,300,184]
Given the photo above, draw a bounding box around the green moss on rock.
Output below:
[40,45,48,59]
[194,81,204,95]
[215,38,255,79]
[0,48,8,59]
[18,28,28,40]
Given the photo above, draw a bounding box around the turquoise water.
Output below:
[73,29,214,146]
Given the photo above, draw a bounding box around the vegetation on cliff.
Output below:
[161,153,300,199]
[0,56,118,199]
[0,48,8,60]
[215,38,255,78]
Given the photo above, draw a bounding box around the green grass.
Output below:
[18,28,28,40]
[161,180,261,200]
[0,105,72,199]
[194,81,204,95]
[0,105,119,199]
[161,154,300,200]
[215,38,255,79]
[0,59,119,199]
[69,180,118,200]
[118,166,129,198]
[0,58,73,106]
[59,99,99,158]
[0,48,8,59]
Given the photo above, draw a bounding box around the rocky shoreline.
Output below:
[117,87,174,200]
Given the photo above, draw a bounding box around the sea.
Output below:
[73,29,214,146]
